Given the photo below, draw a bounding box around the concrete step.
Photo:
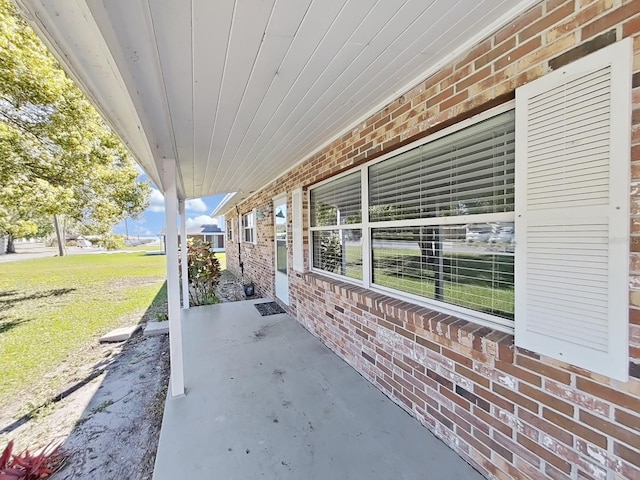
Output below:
[99,325,141,343]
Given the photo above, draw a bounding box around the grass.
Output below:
[373,246,514,318]
[122,244,163,252]
[319,244,514,318]
[216,252,227,270]
[0,252,167,404]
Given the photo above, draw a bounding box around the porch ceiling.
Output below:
[15,0,535,202]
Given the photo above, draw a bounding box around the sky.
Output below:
[112,167,227,238]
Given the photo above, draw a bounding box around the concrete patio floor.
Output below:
[153,299,485,480]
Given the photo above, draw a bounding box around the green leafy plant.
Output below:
[180,238,221,306]
[0,440,63,479]
[319,233,342,274]
[99,234,125,250]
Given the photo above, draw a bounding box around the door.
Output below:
[274,196,289,305]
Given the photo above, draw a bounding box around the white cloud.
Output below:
[148,188,165,212]
[186,198,208,212]
[186,215,217,228]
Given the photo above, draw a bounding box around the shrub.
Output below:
[320,233,342,273]
[99,234,125,250]
[181,238,221,306]
[0,440,63,479]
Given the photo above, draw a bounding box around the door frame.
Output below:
[273,194,289,305]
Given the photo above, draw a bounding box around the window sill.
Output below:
[302,271,515,364]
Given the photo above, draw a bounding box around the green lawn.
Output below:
[216,252,227,270]
[321,244,514,319]
[0,252,167,404]
[121,243,164,251]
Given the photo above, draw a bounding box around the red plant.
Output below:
[0,440,63,480]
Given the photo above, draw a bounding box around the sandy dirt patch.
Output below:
[0,333,169,480]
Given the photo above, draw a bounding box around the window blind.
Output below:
[369,111,515,221]
[310,171,361,227]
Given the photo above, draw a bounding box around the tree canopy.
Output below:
[0,0,150,252]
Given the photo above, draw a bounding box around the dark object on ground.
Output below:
[244,283,255,297]
[254,302,285,316]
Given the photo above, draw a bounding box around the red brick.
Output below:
[440,384,471,410]
[476,37,517,70]
[474,405,513,436]
[440,404,472,433]
[495,4,544,44]
[582,1,640,39]
[518,408,574,446]
[455,364,490,388]
[580,410,640,450]
[495,36,542,71]
[623,14,640,38]
[455,38,493,70]
[542,408,607,448]
[518,383,574,416]
[456,66,492,93]
[440,90,469,111]
[493,383,539,413]
[495,360,542,387]
[475,385,515,413]
[519,1,576,42]
[516,355,571,384]
[517,434,572,473]
[577,377,640,412]
[615,408,640,432]
[614,442,640,468]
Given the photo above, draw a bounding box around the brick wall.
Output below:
[225,1,640,478]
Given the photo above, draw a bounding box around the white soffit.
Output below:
[15,0,538,200]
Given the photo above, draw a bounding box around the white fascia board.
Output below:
[211,192,238,216]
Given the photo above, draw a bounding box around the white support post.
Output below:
[164,159,185,397]
[179,199,189,309]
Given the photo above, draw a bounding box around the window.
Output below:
[242,211,256,244]
[227,220,233,241]
[309,108,515,325]
[369,111,516,322]
[309,171,363,280]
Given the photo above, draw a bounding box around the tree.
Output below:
[0,0,150,254]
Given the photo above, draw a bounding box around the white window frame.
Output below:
[292,188,304,272]
[308,101,516,332]
[241,210,256,245]
[227,219,234,242]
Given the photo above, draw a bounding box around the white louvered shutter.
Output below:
[515,38,632,381]
[292,188,304,272]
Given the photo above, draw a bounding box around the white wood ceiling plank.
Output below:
[201,0,277,192]
[214,0,348,188]
[266,0,314,37]
[270,0,506,169]
[23,0,540,199]
[242,0,445,170]
[191,0,236,197]
[209,34,294,192]
[207,1,313,193]
[220,0,378,183]
[147,0,196,194]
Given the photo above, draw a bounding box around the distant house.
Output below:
[160,223,225,253]
[185,224,225,251]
